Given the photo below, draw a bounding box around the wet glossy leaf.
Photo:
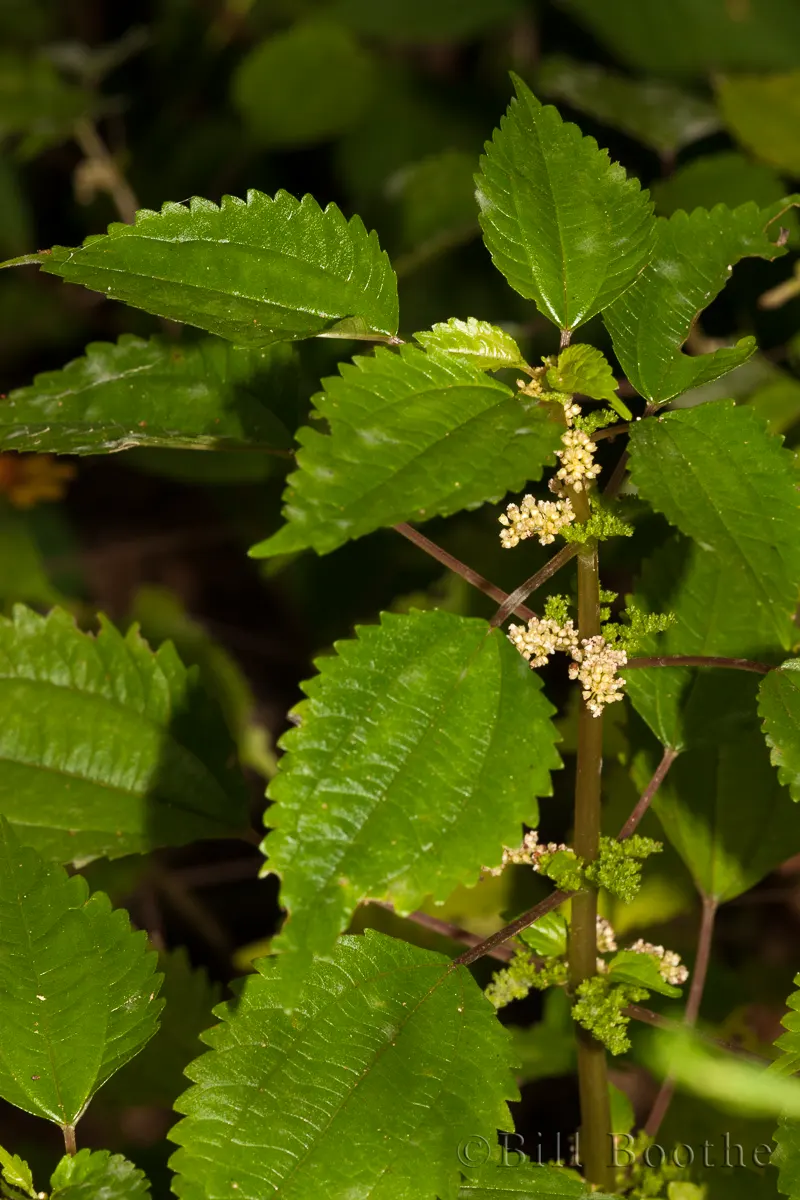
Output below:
[3,190,398,346]
[251,344,561,559]
[545,344,626,413]
[605,200,797,403]
[0,605,249,864]
[262,609,560,1000]
[0,334,296,454]
[475,75,655,333]
[0,820,162,1126]
[169,931,517,1200]
[606,949,682,998]
[415,317,526,371]
[0,1146,34,1196]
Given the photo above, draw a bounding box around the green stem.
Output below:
[569,488,612,1190]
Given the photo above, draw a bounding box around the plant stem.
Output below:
[569,488,612,1190]
[626,655,774,675]
[73,118,139,224]
[62,1124,77,1155]
[452,890,572,968]
[489,544,578,627]
[395,523,536,620]
[644,892,718,1138]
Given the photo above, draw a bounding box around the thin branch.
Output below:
[369,900,514,962]
[73,117,139,224]
[593,423,630,441]
[62,1125,77,1156]
[450,890,571,968]
[626,655,774,675]
[644,894,718,1139]
[602,448,630,500]
[395,523,535,620]
[489,544,578,628]
[617,747,679,841]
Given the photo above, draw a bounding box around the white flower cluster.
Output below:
[485,830,568,877]
[596,916,617,954]
[499,495,576,549]
[629,939,689,986]
[555,428,601,492]
[568,635,627,718]
[507,615,579,668]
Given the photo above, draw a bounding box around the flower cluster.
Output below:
[507,614,579,667]
[629,939,689,986]
[568,635,627,718]
[555,428,602,492]
[485,829,569,877]
[596,916,617,954]
[499,494,576,548]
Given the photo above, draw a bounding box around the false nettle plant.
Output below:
[3,74,800,1200]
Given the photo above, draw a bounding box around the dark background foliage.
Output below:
[3,1,800,1194]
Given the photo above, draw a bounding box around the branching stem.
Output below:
[489,544,578,627]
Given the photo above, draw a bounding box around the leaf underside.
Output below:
[262,609,561,1002]
[3,190,399,346]
[0,821,163,1126]
[604,198,798,403]
[0,334,297,455]
[251,344,561,558]
[169,931,517,1200]
[0,605,248,864]
[475,74,655,332]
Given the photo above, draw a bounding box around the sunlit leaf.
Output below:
[262,609,560,1001]
[0,820,162,1127]
[2,191,398,346]
[415,317,526,371]
[169,931,517,1200]
[475,75,655,333]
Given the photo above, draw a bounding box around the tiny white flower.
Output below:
[555,428,602,492]
[568,635,627,717]
[508,615,579,668]
[499,494,576,549]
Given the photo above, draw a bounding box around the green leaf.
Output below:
[636,727,800,902]
[262,609,560,1000]
[475,75,655,333]
[250,345,561,559]
[607,949,682,998]
[518,910,568,957]
[0,605,249,865]
[169,930,517,1200]
[0,334,296,455]
[718,72,800,176]
[537,56,720,155]
[774,976,800,1199]
[459,1160,591,1196]
[50,1151,150,1200]
[652,151,795,224]
[604,200,797,404]
[0,1148,34,1197]
[0,820,162,1127]
[101,947,220,1109]
[232,22,375,148]
[0,503,65,608]
[646,1026,800,1119]
[545,344,629,417]
[508,990,576,1085]
[759,662,800,802]
[628,402,800,649]
[0,53,93,145]
[330,0,523,40]
[4,190,399,346]
[747,376,800,436]
[625,536,787,751]
[772,972,800,1076]
[563,0,800,75]
[415,317,526,371]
